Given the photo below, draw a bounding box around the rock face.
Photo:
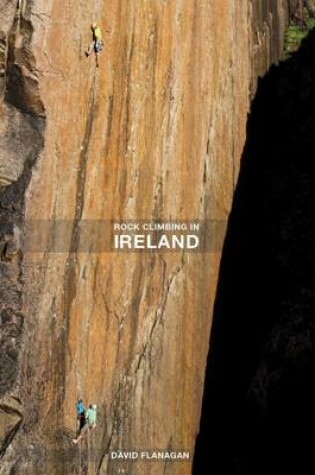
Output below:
[0,1,288,474]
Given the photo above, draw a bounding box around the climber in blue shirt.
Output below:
[76,399,86,432]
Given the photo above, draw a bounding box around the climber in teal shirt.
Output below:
[73,404,97,444]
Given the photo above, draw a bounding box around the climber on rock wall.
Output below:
[72,404,97,444]
[75,398,86,433]
[85,23,103,67]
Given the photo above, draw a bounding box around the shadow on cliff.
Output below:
[194,28,315,475]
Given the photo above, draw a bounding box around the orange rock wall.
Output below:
[0,1,288,474]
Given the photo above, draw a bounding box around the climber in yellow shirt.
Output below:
[85,23,103,67]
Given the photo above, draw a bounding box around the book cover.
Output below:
[0,1,313,474]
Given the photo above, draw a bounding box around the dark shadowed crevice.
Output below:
[5,7,45,117]
[0,418,22,459]
[51,72,98,475]
[61,70,98,349]
[194,28,315,475]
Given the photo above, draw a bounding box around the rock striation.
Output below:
[0,1,288,474]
